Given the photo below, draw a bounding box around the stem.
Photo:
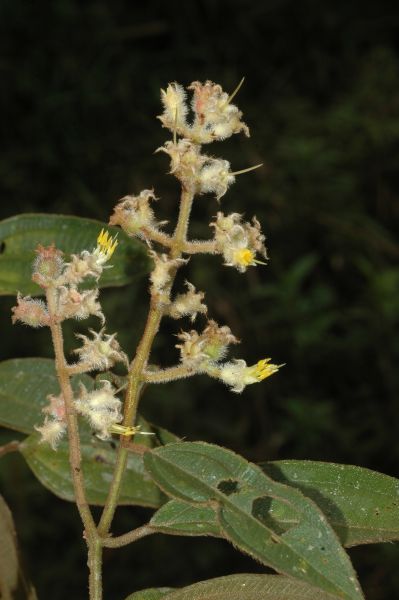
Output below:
[102,525,155,548]
[143,364,197,383]
[46,287,101,599]
[0,441,20,458]
[88,538,102,600]
[182,239,217,254]
[98,186,194,536]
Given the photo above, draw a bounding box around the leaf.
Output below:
[124,588,174,600]
[150,498,220,537]
[153,461,399,550]
[263,460,399,547]
[144,442,364,600]
[0,495,18,599]
[143,574,339,600]
[0,495,38,600]
[0,213,149,296]
[0,358,93,434]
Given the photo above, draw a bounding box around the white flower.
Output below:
[219,358,280,393]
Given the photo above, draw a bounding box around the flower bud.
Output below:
[176,319,238,368]
[35,417,66,450]
[168,281,207,322]
[73,328,128,371]
[58,287,104,323]
[32,244,64,288]
[189,80,249,143]
[198,159,235,200]
[149,251,187,300]
[11,294,50,328]
[157,140,206,188]
[109,190,166,238]
[159,83,189,136]
[74,380,122,440]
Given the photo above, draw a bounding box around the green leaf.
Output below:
[142,574,339,600]
[0,358,93,434]
[124,588,174,600]
[155,460,399,550]
[0,495,18,599]
[263,460,399,547]
[0,213,149,296]
[150,498,220,537]
[144,442,364,600]
[0,495,38,600]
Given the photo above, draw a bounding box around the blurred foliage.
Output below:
[0,0,399,598]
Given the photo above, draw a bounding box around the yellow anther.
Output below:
[96,229,118,261]
[252,358,281,381]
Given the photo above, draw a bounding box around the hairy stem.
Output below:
[98,186,194,537]
[102,524,155,548]
[46,287,100,598]
[143,364,197,383]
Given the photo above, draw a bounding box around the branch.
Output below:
[102,524,155,548]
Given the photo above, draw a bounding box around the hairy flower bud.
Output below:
[73,328,128,371]
[74,381,122,440]
[11,293,50,328]
[149,251,187,300]
[157,140,206,188]
[35,418,67,450]
[32,244,64,288]
[159,83,189,135]
[168,281,207,322]
[176,319,238,368]
[58,287,104,323]
[109,190,166,238]
[198,159,235,200]
[189,80,249,143]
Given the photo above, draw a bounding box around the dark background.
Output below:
[1,1,399,598]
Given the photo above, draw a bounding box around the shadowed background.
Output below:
[1,1,399,598]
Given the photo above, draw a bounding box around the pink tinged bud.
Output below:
[11,294,50,328]
[42,393,66,421]
[58,287,104,323]
[32,244,64,288]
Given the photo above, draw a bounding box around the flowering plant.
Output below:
[0,80,398,600]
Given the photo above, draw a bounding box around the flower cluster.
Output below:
[159,80,249,144]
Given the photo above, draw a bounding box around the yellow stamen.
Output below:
[96,229,118,260]
[109,424,155,437]
[253,358,281,381]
